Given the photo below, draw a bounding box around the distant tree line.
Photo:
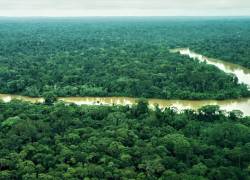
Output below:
[0,18,249,100]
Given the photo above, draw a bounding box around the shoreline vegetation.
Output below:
[0,18,250,179]
[0,99,249,179]
[0,51,249,100]
[1,18,250,100]
[1,93,250,116]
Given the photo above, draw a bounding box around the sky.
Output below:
[0,0,250,17]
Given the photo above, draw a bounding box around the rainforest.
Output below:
[0,18,250,99]
[0,17,250,179]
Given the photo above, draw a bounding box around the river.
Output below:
[0,48,249,116]
[0,94,250,116]
[171,48,250,87]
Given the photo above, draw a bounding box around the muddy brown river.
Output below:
[0,48,249,116]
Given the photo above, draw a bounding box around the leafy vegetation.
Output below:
[0,100,249,179]
[0,17,249,99]
[188,19,250,68]
[0,17,250,180]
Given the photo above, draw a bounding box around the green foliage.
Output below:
[0,17,249,179]
[1,116,21,127]
[0,18,249,99]
[189,19,250,68]
[133,98,149,117]
[0,100,249,179]
[164,133,191,158]
[43,92,57,105]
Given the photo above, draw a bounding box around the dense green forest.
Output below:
[0,100,249,179]
[0,17,249,99]
[188,19,250,68]
[0,17,250,180]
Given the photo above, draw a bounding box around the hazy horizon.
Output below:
[0,0,250,17]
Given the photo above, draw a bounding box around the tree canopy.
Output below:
[0,18,249,100]
[0,100,249,179]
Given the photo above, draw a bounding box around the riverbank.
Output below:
[1,49,249,115]
[1,94,250,116]
[172,48,250,88]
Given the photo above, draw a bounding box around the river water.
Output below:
[173,48,250,87]
[0,48,249,116]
